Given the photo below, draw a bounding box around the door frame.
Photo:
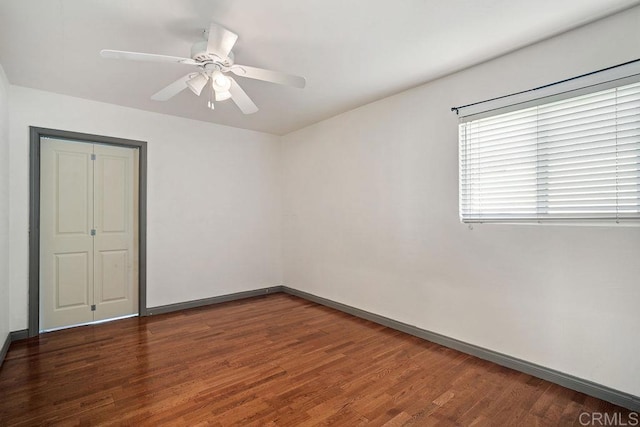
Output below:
[29,127,148,337]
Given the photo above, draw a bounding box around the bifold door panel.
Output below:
[40,138,138,331]
[93,143,138,321]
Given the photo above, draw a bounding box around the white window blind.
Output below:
[459,81,640,222]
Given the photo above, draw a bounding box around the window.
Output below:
[458,78,640,223]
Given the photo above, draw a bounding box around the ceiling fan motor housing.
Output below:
[190,40,234,67]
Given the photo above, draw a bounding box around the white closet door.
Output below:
[40,139,95,330]
[93,143,138,321]
[40,138,138,331]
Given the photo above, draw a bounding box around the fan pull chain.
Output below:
[207,84,215,110]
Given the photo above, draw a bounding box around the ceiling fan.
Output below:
[100,23,306,114]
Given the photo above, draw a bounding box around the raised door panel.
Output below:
[40,138,94,330]
[55,252,90,308]
[97,250,128,302]
[100,156,127,233]
[56,151,91,235]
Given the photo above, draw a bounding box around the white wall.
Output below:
[281,7,640,396]
[9,87,283,330]
[0,64,10,349]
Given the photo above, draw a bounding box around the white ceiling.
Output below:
[1,0,639,135]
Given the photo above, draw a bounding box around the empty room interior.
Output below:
[1,0,640,425]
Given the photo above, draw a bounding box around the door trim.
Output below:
[29,127,148,337]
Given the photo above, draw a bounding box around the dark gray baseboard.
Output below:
[0,333,9,368]
[146,286,284,316]
[0,329,29,368]
[10,330,29,342]
[281,286,640,413]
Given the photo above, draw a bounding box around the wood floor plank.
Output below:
[0,293,635,425]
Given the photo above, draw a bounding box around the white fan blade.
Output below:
[206,23,238,58]
[100,49,197,65]
[230,65,306,88]
[228,77,258,114]
[151,74,195,101]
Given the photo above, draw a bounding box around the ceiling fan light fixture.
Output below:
[212,71,232,91]
[215,75,230,88]
[186,73,209,95]
[212,71,232,101]
[215,90,232,101]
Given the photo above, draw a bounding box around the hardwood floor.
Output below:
[0,293,635,426]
